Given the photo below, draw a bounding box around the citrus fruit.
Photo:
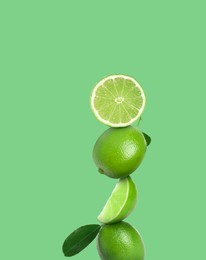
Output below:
[98,176,137,224]
[91,75,146,127]
[93,126,147,179]
[97,221,145,260]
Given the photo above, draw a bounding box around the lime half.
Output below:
[91,75,146,127]
[97,176,137,224]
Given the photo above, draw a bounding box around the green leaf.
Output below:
[143,132,151,146]
[62,224,101,257]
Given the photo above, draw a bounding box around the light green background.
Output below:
[0,1,205,259]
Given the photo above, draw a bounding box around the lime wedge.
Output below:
[91,75,146,127]
[97,176,137,224]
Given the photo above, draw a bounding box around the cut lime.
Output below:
[91,75,146,127]
[97,176,137,224]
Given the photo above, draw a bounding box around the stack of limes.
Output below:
[91,75,148,260]
[62,75,150,260]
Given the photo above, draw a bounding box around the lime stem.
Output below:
[137,117,143,127]
[98,168,104,174]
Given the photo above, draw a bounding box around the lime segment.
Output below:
[97,176,137,224]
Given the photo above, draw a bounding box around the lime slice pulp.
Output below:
[91,75,146,127]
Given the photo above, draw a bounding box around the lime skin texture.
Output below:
[93,126,147,179]
[97,221,145,260]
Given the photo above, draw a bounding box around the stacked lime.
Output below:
[90,75,149,260]
[97,221,144,260]
[93,126,147,179]
[97,176,137,224]
[91,75,146,127]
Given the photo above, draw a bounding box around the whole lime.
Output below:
[93,126,147,179]
[97,221,145,260]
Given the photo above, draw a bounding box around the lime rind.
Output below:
[91,75,146,127]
